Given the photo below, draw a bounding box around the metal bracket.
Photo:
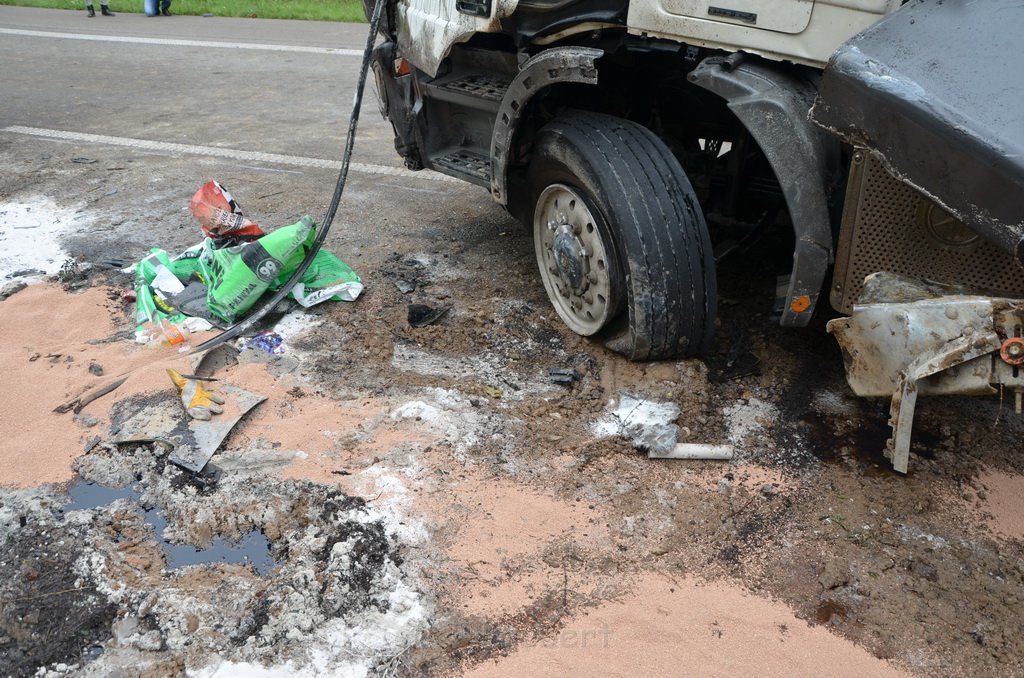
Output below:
[828,273,1024,473]
[490,46,603,205]
[689,57,838,327]
[886,330,1001,473]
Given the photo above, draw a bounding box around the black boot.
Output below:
[160,7,171,15]
[87,5,95,16]
[101,5,114,14]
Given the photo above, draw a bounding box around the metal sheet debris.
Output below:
[113,385,266,473]
[828,273,1024,473]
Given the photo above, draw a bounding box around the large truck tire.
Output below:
[528,110,717,360]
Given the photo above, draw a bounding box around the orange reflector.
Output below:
[394,58,411,76]
[790,295,812,313]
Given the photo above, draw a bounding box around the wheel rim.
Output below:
[534,184,617,336]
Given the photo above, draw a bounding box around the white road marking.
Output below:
[3,126,460,183]
[0,27,365,55]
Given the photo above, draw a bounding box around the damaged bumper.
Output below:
[828,274,1024,473]
[810,0,1024,262]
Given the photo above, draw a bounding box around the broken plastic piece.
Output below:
[407,303,448,327]
[649,443,735,460]
[549,367,579,384]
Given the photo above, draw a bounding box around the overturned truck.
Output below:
[367,0,1024,472]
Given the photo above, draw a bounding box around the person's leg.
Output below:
[100,3,115,15]
[159,0,171,16]
[85,0,95,17]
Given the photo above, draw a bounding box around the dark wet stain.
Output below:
[65,481,277,576]
[816,599,849,624]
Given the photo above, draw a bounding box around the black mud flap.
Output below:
[810,0,1024,263]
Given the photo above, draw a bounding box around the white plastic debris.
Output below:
[649,443,735,460]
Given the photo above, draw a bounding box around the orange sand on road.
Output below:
[467,574,907,678]
[977,469,1024,540]
[0,284,198,488]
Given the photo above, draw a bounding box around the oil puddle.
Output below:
[65,481,276,575]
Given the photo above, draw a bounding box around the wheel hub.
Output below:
[533,184,616,336]
[552,226,588,293]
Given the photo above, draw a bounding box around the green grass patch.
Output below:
[0,0,367,21]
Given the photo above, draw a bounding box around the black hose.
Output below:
[193,0,387,354]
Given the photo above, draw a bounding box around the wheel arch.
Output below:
[490,46,604,207]
[687,55,842,327]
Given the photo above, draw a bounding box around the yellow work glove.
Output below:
[166,369,225,421]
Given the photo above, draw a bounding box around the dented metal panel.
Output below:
[397,0,520,77]
[828,273,1024,473]
[811,0,1024,262]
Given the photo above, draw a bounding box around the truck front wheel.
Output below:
[528,111,717,360]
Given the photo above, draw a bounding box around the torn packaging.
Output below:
[189,180,265,239]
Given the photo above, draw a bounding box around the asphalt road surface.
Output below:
[0,5,489,270]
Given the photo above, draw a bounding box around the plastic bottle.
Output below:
[141,318,190,351]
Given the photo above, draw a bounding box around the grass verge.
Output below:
[0,0,367,21]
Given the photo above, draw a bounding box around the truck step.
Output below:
[430,148,491,186]
[425,73,510,113]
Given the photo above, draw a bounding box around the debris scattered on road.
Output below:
[407,303,449,327]
[189,180,265,240]
[548,367,579,384]
[649,443,735,460]
[113,383,267,474]
[170,384,267,473]
[590,393,681,456]
[128,182,363,343]
[237,330,285,355]
[54,376,129,414]
[383,252,427,294]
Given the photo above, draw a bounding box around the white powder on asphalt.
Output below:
[724,397,778,446]
[0,197,82,277]
[273,309,324,341]
[391,388,496,453]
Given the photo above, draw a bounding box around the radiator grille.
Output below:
[831,152,1024,313]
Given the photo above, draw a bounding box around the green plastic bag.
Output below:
[288,249,363,306]
[271,244,363,306]
[199,216,315,322]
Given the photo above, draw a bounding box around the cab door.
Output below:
[660,0,814,34]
